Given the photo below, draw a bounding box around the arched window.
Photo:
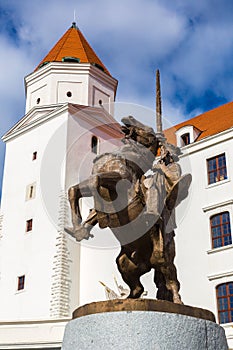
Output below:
[210,212,232,249]
[181,133,190,146]
[216,282,233,324]
[91,136,98,154]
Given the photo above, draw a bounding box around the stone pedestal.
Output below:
[62,299,228,350]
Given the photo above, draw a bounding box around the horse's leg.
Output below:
[154,268,173,302]
[159,262,182,304]
[163,237,182,304]
[116,249,149,299]
[152,225,182,304]
[69,209,98,241]
[67,176,98,237]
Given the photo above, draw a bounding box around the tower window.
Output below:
[26,183,36,200]
[216,282,233,324]
[29,186,34,198]
[207,153,227,185]
[99,99,103,106]
[32,151,37,161]
[36,98,40,104]
[181,133,190,146]
[67,91,72,97]
[17,275,25,291]
[26,219,33,232]
[210,212,232,249]
[91,136,98,154]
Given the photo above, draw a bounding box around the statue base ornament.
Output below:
[61,299,228,350]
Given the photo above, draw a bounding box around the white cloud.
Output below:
[0,0,233,198]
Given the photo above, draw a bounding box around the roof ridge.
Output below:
[78,30,101,63]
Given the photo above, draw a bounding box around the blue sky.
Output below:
[0,0,233,200]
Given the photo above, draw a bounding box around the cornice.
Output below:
[2,103,122,143]
[2,104,68,142]
[202,199,233,212]
[25,62,118,90]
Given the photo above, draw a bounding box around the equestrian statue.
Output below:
[65,71,192,304]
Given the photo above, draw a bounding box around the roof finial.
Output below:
[71,10,78,29]
[156,69,162,133]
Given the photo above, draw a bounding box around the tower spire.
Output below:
[156,69,162,133]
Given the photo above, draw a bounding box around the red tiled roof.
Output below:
[35,23,111,76]
[164,101,233,145]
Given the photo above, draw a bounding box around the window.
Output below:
[26,219,33,232]
[91,136,98,154]
[66,91,72,97]
[207,153,227,185]
[181,133,190,146]
[26,183,36,200]
[210,212,232,248]
[216,282,233,323]
[17,275,25,291]
[32,151,37,160]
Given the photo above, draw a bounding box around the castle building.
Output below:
[165,103,233,349]
[0,22,233,349]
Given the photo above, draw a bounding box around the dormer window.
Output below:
[181,133,190,146]
[175,125,201,147]
[62,56,80,63]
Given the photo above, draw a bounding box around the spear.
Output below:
[156,69,163,134]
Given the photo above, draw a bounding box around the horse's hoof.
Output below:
[173,297,183,305]
[74,227,93,242]
[64,226,93,241]
[128,286,144,299]
[64,226,76,237]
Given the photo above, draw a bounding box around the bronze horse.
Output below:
[66,116,191,303]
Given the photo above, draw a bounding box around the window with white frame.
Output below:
[207,153,227,185]
[210,212,232,249]
[216,282,233,323]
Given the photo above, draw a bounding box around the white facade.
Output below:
[174,125,233,348]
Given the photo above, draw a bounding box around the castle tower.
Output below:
[0,23,121,349]
[25,22,117,114]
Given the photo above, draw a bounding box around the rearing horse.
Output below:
[66,116,191,303]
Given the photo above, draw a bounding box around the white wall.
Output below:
[0,112,68,321]
[175,130,233,346]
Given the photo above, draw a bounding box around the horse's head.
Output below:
[121,116,165,156]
